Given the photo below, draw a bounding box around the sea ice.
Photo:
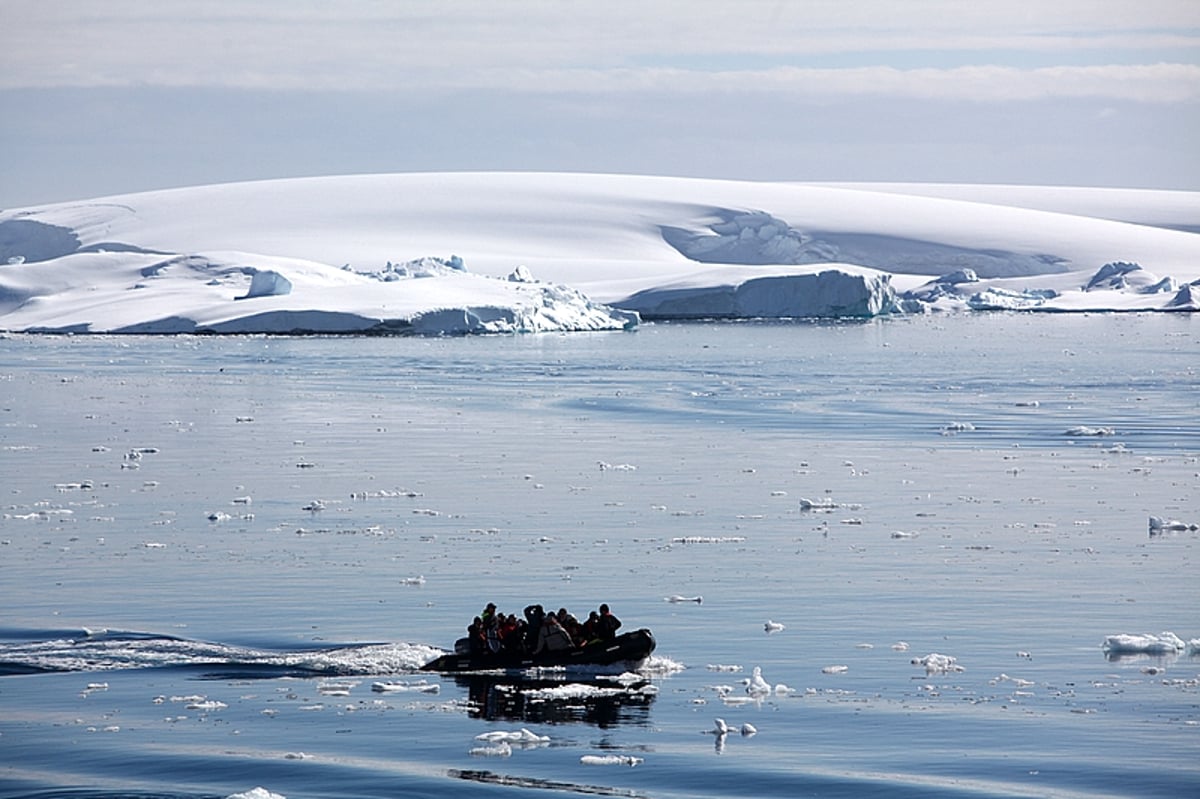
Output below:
[226,788,285,799]
[1101,632,1187,655]
[475,728,550,744]
[371,680,440,694]
[912,653,964,674]
[1148,516,1198,534]
[1064,426,1115,437]
[580,754,643,766]
[744,666,773,695]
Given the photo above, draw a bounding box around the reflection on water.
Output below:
[450,769,648,798]
[459,674,656,728]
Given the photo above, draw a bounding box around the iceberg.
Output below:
[2,172,1198,335]
[618,268,896,319]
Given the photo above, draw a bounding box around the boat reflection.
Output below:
[456,673,656,728]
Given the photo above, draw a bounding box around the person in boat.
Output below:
[523,604,545,652]
[534,610,575,655]
[466,616,485,655]
[484,614,502,654]
[480,602,497,627]
[501,614,525,653]
[582,610,601,643]
[596,603,621,641]
[557,607,583,644]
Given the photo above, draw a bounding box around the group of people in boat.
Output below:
[466,602,622,657]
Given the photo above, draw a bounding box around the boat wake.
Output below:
[0,627,444,677]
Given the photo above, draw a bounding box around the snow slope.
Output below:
[1,173,1198,334]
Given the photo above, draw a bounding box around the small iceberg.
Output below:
[1149,516,1198,534]
[1101,632,1186,655]
[912,653,964,674]
[475,728,550,745]
[744,666,772,695]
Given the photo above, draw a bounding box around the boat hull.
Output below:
[420,628,655,673]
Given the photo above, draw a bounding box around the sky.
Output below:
[1,0,1198,207]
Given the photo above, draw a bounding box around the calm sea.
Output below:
[1,314,1197,798]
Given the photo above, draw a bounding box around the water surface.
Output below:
[1,314,1197,798]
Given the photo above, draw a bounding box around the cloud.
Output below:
[2,0,1198,98]
[456,63,1200,104]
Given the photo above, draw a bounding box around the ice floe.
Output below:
[580,754,643,766]
[1149,516,1199,534]
[744,666,773,695]
[371,680,440,694]
[1101,632,1189,655]
[475,728,550,745]
[912,653,965,674]
[226,789,284,799]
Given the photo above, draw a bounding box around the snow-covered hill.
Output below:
[1,173,1197,334]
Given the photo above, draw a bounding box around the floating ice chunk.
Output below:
[475,728,549,744]
[399,576,426,586]
[1149,516,1198,534]
[940,421,976,435]
[187,700,228,711]
[523,682,656,701]
[225,788,285,799]
[821,665,849,675]
[706,664,741,672]
[993,673,1036,688]
[371,680,439,693]
[890,531,919,539]
[741,723,757,736]
[581,754,643,766]
[1064,426,1115,437]
[912,653,963,674]
[665,595,703,604]
[745,666,772,695]
[672,536,745,544]
[764,620,785,634]
[710,717,730,735]
[1101,632,1186,655]
[799,497,836,511]
[597,461,637,471]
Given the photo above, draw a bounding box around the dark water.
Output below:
[1,314,1197,798]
